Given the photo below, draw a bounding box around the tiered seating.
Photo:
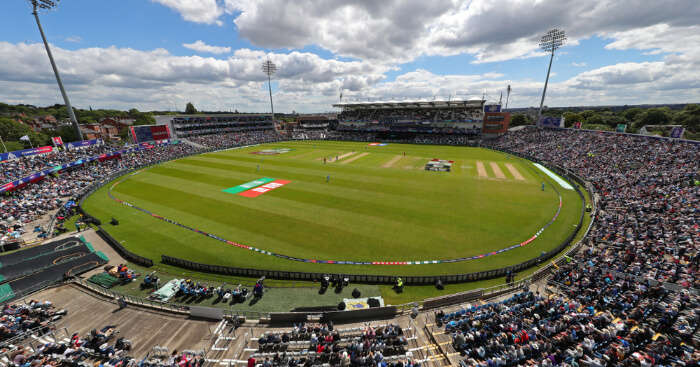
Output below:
[245,323,421,366]
[0,300,65,346]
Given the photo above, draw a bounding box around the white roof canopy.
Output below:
[333,99,485,110]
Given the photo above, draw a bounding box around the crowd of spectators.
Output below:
[188,130,282,150]
[291,131,328,140]
[1,143,199,244]
[254,322,417,367]
[1,299,206,367]
[327,132,472,146]
[0,145,113,183]
[1,130,290,245]
[490,128,698,288]
[0,300,64,342]
[434,127,700,366]
[339,108,482,124]
[443,289,697,367]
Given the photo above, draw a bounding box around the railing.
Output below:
[0,322,67,349]
[72,278,190,314]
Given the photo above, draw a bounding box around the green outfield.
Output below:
[83,141,583,277]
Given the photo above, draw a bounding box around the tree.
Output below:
[51,125,80,143]
[133,113,155,125]
[185,102,197,114]
[0,117,33,141]
[673,104,700,134]
[585,113,604,126]
[118,127,131,142]
[510,113,531,127]
[580,110,596,120]
[622,107,644,122]
[635,107,671,128]
[562,112,584,128]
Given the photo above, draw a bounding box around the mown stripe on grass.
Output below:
[114,180,415,260]
[123,169,501,239]
[172,157,448,198]
[118,169,556,258]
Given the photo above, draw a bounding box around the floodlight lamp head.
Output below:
[539,28,567,53]
[30,0,58,10]
[261,59,277,77]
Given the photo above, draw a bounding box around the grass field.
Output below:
[83,141,583,277]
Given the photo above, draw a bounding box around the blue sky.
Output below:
[0,0,698,112]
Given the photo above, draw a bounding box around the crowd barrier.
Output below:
[269,312,308,324]
[422,289,483,310]
[322,306,398,323]
[96,226,154,267]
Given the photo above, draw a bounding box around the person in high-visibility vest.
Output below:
[395,277,404,292]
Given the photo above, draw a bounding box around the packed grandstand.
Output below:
[0,106,698,367]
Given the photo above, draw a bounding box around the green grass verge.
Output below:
[80,141,589,309]
[84,142,583,276]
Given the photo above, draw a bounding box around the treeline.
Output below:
[0,103,156,149]
[510,104,700,139]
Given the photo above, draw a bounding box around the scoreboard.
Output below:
[129,125,171,143]
[482,112,511,134]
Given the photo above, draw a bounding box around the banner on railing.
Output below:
[66,138,104,150]
[0,141,175,193]
[0,146,53,161]
[670,126,685,139]
[538,116,565,128]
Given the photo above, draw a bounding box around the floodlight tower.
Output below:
[29,0,83,139]
[537,28,567,124]
[261,59,277,122]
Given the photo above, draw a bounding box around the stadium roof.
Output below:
[333,98,485,109]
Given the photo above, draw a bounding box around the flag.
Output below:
[52,136,64,146]
[19,135,30,141]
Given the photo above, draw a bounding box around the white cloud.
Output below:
[4,0,700,112]
[151,0,226,25]
[182,40,231,54]
[0,42,388,112]
[149,0,700,72]
[65,36,82,43]
[151,0,693,65]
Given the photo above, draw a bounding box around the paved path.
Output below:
[28,285,214,358]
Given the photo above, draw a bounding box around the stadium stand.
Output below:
[489,127,698,288]
[188,131,282,150]
[171,115,275,138]
[0,113,697,367]
[1,143,200,245]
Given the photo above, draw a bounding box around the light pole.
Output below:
[261,59,277,122]
[505,84,511,110]
[29,0,83,140]
[537,28,567,125]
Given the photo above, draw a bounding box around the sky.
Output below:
[0,0,699,113]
